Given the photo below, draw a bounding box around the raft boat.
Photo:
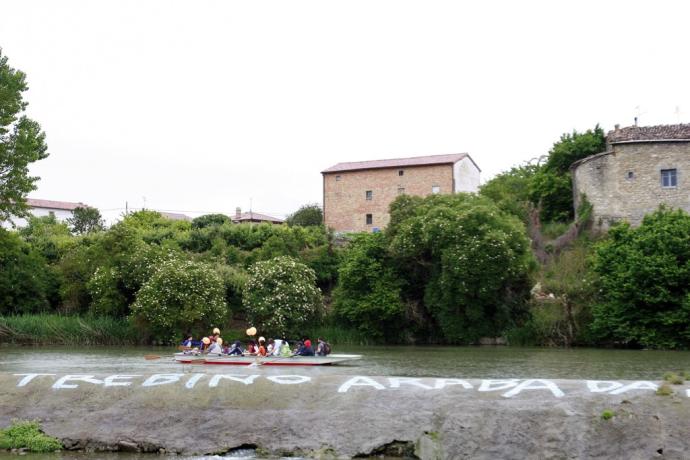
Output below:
[174,352,362,366]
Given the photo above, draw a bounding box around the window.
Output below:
[366,214,373,225]
[432,185,440,194]
[661,169,677,188]
[398,170,404,176]
[626,171,634,180]
[397,187,405,195]
[335,175,342,181]
[365,190,373,200]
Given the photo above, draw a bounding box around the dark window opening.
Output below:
[398,170,404,176]
[365,190,373,200]
[335,175,342,181]
[661,169,677,188]
[627,171,634,180]
[366,214,373,225]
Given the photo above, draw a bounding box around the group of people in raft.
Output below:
[181,327,331,357]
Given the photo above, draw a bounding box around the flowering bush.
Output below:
[243,256,323,336]
[131,259,227,342]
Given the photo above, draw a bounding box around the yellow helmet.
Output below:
[212,327,220,335]
[202,337,211,345]
[216,337,223,346]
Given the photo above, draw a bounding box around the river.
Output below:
[2,344,690,379]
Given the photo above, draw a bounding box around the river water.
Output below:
[2,344,690,379]
[2,344,690,459]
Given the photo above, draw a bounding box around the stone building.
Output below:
[322,153,480,233]
[571,123,690,229]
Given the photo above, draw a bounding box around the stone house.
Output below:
[571,123,690,229]
[322,153,480,233]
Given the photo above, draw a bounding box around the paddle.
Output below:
[144,354,161,360]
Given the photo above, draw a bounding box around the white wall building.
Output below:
[1,198,88,228]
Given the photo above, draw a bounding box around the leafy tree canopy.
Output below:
[286,203,323,227]
[591,207,690,349]
[67,206,105,235]
[0,50,49,222]
[191,213,231,229]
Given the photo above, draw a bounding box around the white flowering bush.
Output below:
[131,259,227,341]
[243,256,323,336]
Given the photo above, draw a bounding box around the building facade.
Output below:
[322,153,480,233]
[1,198,88,228]
[572,123,690,229]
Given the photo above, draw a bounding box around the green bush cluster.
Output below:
[334,194,534,344]
[0,420,62,452]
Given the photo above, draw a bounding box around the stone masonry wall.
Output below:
[324,164,453,233]
[573,141,690,229]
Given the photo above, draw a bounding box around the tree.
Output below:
[0,50,49,222]
[131,259,227,342]
[67,206,105,234]
[332,233,406,341]
[388,194,534,343]
[591,207,690,349]
[242,256,323,336]
[191,213,231,229]
[479,162,540,222]
[529,125,606,222]
[0,228,53,314]
[286,203,323,227]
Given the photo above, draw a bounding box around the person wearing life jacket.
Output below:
[295,339,314,356]
[228,340,243,356]
[279,340,291,357]
[246,340,258,355]
[266,338,275,355]
[271,338,283,357]
[315,337,331,356]
[207,337,223,354]
[200,336,211,352]
[257,337,268,357]
[182,335,194,348]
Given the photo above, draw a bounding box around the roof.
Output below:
[26,198,88,211]
[159,211,192,221]
[321,153,479,173]
[607,123,690,143]
[233,212,284,223]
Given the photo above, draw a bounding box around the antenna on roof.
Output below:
[634,105,646,126]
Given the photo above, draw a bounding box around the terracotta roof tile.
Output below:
[26,198,88,211]
[607,123,690,143]
[322,153,477,173]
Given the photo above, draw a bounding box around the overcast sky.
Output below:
[2,0,689,222]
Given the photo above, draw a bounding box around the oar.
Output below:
[144,354,161,360]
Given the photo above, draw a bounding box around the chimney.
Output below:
[235,207,241,220]
[614,124,620,131]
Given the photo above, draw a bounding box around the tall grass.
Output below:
[304,324,373,346]
[0,314,139,345]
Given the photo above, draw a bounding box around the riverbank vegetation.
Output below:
[3,126,690,349]
[3,50,690,349]
[0,420,62,453]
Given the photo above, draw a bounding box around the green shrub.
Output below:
[0,314,137,345]
[591,207,690,348]
[388,194,534,343]
[0,229,53,314]
[600,410,615,420]
[0,420,62,452]
[332,233,407,342]
[131,259,228,342]
[656,383,673,396]
[243,256,323,337]
[663,372,684,385]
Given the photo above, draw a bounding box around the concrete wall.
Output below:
[453,156,480,193]
[573,141,690,229]
[324,164,454,233]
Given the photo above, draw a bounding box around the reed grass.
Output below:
[304,324,373,346]
[0,314,139,345]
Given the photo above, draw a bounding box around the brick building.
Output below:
[572,123,690,229]
[322,153,480,233]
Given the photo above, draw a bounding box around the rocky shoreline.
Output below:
[1,373,689,459]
